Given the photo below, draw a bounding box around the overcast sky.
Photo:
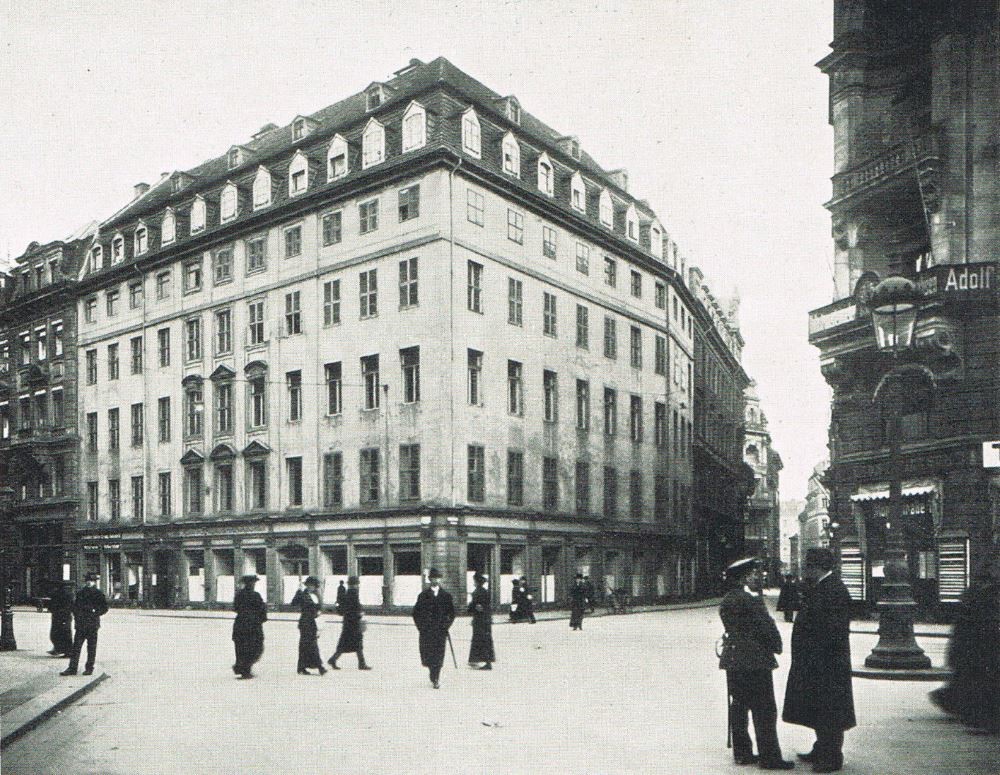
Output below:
[0,0,834,501]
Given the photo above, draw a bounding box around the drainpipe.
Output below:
[447,156,462,510]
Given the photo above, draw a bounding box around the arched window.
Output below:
[161,208,176,245]
[191,196,206,233]
[537,152,554,197]
[253,167,272,209]
[362,119,385,169]
[462,108,481,158]
[111,234,125,264]
[134,224,148,255]
[502,132,520,178]
[220,184,238,221]
[402,102,426,152]
[89,244,103,273]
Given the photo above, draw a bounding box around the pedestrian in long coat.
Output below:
[718,558,793,769]
[776,575,801,623]
[335,580,347,613]
[467,573,495,669]
[61,573,109,676]
[232,574,267,679]
[518,578,537,623]
[509,579,523,623]
[328,576,371,670]
[412,567,455,688]
[47,582,75,657]
[569,574,588,631]
[292,576,326,675]
[583,575,596,613]
[782,548,856,773]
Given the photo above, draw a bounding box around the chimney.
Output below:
[608,169,629,192]
[134,182,150,199]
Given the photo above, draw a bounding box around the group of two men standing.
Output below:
[719,547,855,773]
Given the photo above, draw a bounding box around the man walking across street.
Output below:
[718,557,793,770]
[783,548,856,773]
[47,581,74,657]
[412,567,455,688]
[328,576,371,670]
[61,572,108,676]
[232,574,267,679]
[569,573,588,631]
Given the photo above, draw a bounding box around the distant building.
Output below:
[788,534,800,577]
[742,382,782,584]
[797,460,830,571]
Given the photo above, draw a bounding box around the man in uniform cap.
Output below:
[412,568,455,688]
[232,574,267,679]
[61,572,109,676]
[718,557,793,769]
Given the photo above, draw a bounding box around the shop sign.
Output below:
[918,262,997,304]
[983,441,1000,468]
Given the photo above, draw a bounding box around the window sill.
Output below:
[245,342,269,352]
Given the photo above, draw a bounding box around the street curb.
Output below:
[851,665,951,681]
[1,672,108,749]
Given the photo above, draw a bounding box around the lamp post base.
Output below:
[864,576,930,670]
[0,608,16,651]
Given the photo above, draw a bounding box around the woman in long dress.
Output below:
[467,573,495,669]
[292,576,326,675]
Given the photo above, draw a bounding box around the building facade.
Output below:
[743,382,783,584]
[809,3,1000,613]
[66,58,721,609]
[797,460,831,572]
[0,238,83,602]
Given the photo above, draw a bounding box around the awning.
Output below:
[850,480,939,503]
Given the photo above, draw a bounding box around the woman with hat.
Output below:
[327,576,371,670]
[467,572,495,670]
[292,576,326,675]
[232,574,267,679]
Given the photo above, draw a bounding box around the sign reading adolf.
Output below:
[917,262,997,305]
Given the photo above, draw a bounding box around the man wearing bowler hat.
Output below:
[718,557,793,770]
[233,574,267,679]
[61,572,109,676]
[412,567,455,688]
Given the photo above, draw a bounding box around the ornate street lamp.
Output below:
[864,277,931,670]
[1,485,17,651]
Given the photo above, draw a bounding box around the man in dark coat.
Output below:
[291,576,326,675]
[509,579,523,623]
[569,573,588,631]
[335,580,347,614]
[412,567,455,688]
[232,574,267,679]
[583,575,596,613]
[328,576,371,670]
[47,581,75,657]
[467,572,495,669]
[776,575,801,623]
[783,548,856,773]
[60,572,109,676]
[518,577,537,623]
[718,557,793,770]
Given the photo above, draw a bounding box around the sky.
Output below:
[0,0,834,500]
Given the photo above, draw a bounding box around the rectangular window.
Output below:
[655,335,667,376]
[603,317,617,359]
[542,226,557,259]
[467,261,482,313]
[575,305,589,349]
[398,185,420,221]
[158,472,172,516]
[216,465,234,512]
[85,297,97,322]
[323,452,343,508]
[156,271,172,300]
[543,292,557,337]
[130,336,143,374]
[215,383,233,434]
[630,395,643,442]
[185,466,203,515]
[466,188,484,226]
[86,412,98,452]
[655,474,668,521]
[467,445,485,502]
[109,478,121,520]
[286,457,303,506]
[360,269,378,318]
[655,281,666,310]
[507,450,524,506]
[18,396,30,431]
[183,260,202,294]
[542,456,558,512]
[248,300,265,346]
[247,237,266,273]
[131,476,144,521]
[291,169,306,194]
[53,323,63,357]
[87,481,99,521]
[604,256,617,287]
[129,281,144,309]
[604,466,617,517]
[575,243,590,274]
[287,371,302,421]
[576,379,590,431]
[604,387,617,436]
[507,209,524,244]
[107,343,119,380]
[401,347,420,403]
[214,248,233,284]
[248,460,267,509]
[284,225,302,258]
[359,448,380,505]
[106,289,120,317]
[508,278,522,326]
[52,389,64,427]
[86,349,97,385]
[362,354,380,410]
[284,291,301,335]
[399,258,418,308]
[543,369,558,422]
[215,309,232,355]
[185,318,202,361]
[359,199,379,234]
[655,402,667,447]
[399,444,420,501]
[158,396,171,442]
[33,392,47,428]
[131,402,144,447]
[630,270,642,298]
[322,211,343,246]
[630,471,643,519]
[158,328,170,367]
[467,349,483,406]
[108,407,120,451]
[630,326,643,369]
[323,280,341,326]
[575,462,590,514]
[325,362,342,414]
[249,375,267,427]
[507,360,523,415]
[36,329,47,362]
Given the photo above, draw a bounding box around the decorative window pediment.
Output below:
[244,359,268,375]
[252,167,272,209]
[210,364,236,382]
[599,189,613,228]
[327,135,349,181]
[502,132,520,178]
[537,152,554,197]
[242,439,271,457]
[210,443,238,461]
[190,196,207,234]
[461,108,481,158]
[570,172,586,212]
[161,208,176,245]
[625,204,639,242]
[181,373,204,387]
[220,182,239,221]
[180,448,205,466]
[402,101,426,152]
[288,151,309,196]
[362,119,385,169]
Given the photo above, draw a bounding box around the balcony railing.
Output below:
[829,128,939,204]
[808,295,863,338]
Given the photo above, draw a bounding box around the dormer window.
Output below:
[537,152,554,197]
[461,109,481,158]
[227,148,241,169]
[220,183,238,221]
[570,172,586,212]
[161,208,176,244]
[111,234,125,264]
[599,190,613,228]
[506,98,521,125]
[502,132,520,178]
[289,151,309,196]
[134,224,148,255]
[327,135,348,181]
[362,119,385,169]
[625,204,638,242]
[650,222,663,258]
[191,196,206,234]
[172,177,182,193]
[402,102,426,152]
[89,245,103,273]
[253,167,272,209]
[570,139,580,159]
[292,118,306,141]
[366,85,384,111]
